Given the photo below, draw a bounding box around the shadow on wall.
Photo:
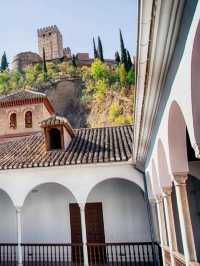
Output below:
[146,0,198,166]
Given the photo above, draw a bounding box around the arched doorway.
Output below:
[86,178,150,243]
[22,182,77,243]
[22,183,82,265]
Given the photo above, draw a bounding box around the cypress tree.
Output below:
[119,29,127,69]
[115,51,121,65]
[0,52,9,71]
[93,38,98,59]
[126,50,132,71]
[72,54,77,67]
[97,36,104,62]
[42,48,48,79]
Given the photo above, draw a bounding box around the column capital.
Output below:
[193,143,200,159]
[149,197,157,204]
[16,206,22,213]
[162,186,172,197]
[79,203,85,211]
[173,173,188,186]
[156,194,163,203]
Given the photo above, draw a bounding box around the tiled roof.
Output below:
[0,125,133,170]
[0,90,46,103]
[0,89,55,114]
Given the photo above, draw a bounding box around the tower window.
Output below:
[49,32,51,36]
[25,111,32,128]
[43,34,45,38]
[49,128,62,150]
[10,113,17,129]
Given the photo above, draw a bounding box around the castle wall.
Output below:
[38,26,63,60]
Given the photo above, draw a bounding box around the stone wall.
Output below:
[12,52,42,70]
[38,26,63,60]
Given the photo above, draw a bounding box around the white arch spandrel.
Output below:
[0,163,144,207]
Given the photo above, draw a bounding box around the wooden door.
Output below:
[69,204,83,262]
[85,203,105,243]
[69,202,106,263]
[85,203,106,263]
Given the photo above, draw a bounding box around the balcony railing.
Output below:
[87,242,162,266]
[0,243,17,266]
[0,242,163,266]
[21,243,83,266]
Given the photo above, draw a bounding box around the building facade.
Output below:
[0,89,161,266]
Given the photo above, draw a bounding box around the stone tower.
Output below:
[37,25,63,60]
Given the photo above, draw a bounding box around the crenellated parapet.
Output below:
[37,25,60,36]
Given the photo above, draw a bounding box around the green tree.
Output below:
[118,64,127,86]
[119,30,127,70]
[126,50,132,71]
[93,38,98,59]
[127,69,135,85]
[97,36,104,62]
[42,48,48,80]
[1,52,9,71]
[115,51,120,65]
[91,59,108,80]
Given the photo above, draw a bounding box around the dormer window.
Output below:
[10,113,17,129]
[40,115,75,151]
[25,111,32,128]
[49,128,62,150]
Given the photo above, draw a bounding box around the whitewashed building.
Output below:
[135,0,200,266]
[0,90,159,266]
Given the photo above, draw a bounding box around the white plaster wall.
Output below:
[22,183,76,243]
[0,190,17,242]
[20,180,150,243]
[146,2,200,186]
[87,179,151,242]
[0,163,144,207]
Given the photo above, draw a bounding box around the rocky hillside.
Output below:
[0,60,135,128]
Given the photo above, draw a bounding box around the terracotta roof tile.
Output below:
[0,90,46,103]
[0,125,133,170]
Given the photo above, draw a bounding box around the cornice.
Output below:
[134,0,185,169]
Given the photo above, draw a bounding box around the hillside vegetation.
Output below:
[0,59,135,127]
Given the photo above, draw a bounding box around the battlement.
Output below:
[37,25,61,37]
[38,25,63,60]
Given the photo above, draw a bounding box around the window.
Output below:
[10,113,17,129]
[49,128,62,150]
[25,111,32,128]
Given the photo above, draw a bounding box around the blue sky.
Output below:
[0,0,137,63]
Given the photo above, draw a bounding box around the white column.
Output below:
[173,174,197,265]
[156,195,167,247]
[162,186,177,266]
[156,195,167,266]
[79,203,89,266]
[16,207,23,266]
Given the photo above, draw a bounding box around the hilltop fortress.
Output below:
[12,25,114,69]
